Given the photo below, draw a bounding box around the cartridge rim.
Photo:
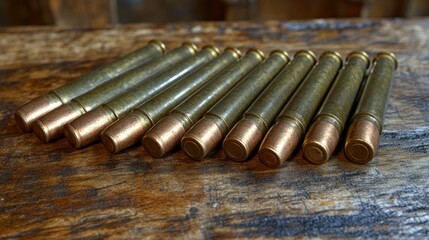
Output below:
[202,45,220,56]
[148,40,167,53]
[181,135,206,160]
[320,51,343,67]
[303,141,329,165]
[224,47,242,58]
[269,50,290,62]
[346,51,370,69]
[374,52,398,70]
[247,48,265,60]
[182,42,199,53]
[294,50,317,64]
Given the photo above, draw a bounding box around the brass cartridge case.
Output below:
[302,51,370,164]
[143,49,263,158]
[223,50,317,162]
[100,47,239,153]
[66,46,234,148]
[15,40,165,132]
[259,51,342,168]
[345,52,398,164]
[181,50,290,161]
[33,43,197,142]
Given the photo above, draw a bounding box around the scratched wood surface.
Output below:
[0,18,428,239]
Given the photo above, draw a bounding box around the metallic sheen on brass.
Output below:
[223,50,317,162]
[182,50,290,160]
[303,51,370,164]
[259,51,343,168]
[345,52,398,164]
[65,46,221,148]
[101,47,240,153]
[143,49,263,158]
[15,40,165,132]
[33,43,197,142]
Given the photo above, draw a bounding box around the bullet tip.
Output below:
[345,120,379,164]
[181,118,222,161]
[15,95,63,132]
[33,119,50,143]
[223,120,262,162]
[143,116,186,158]
[302,120,340,164]
[33,104,83,143]
[65,109,114,148]
[258,121,301,168]
[101,113,149,153]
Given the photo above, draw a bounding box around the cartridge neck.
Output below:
[276,116,306,139]
[241,114,269,135]
[169,111,194,131]
[205,113,230,136]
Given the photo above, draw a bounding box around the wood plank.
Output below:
[0,18,428,238]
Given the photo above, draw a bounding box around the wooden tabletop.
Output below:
[1,18,428,239]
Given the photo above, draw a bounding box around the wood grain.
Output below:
[0,18,428,239]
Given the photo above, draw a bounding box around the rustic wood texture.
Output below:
[0,18,428,239]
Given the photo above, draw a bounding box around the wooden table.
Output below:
[0,18,428,239]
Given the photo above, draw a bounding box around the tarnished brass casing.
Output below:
[259,51,343,168]
[181,50,290,160]
[65,46,222,148]
[15,40,165,132]
[345,52,398,164]
[33,43,197,142]
[101,47,241,153]
[223,50,317,162]
[143,49,266,158]
[303,51,370,164]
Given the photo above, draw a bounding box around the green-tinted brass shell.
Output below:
[69,43,198,112]
[351,52,398,131]
[205,49,290,135]
[103,46,220,118]
[277,51,343,137]
[239,50,317,135]
[131,47,241,124]
[52,40,165,103]
[169,49,264,130]
[314,51,370,132]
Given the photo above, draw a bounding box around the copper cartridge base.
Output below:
[223,120,262,162]
[142,116,186,158]
[345,120,380,164]
[302,120,340,164]
[258,121,301,168]
[33,104,84,142]
[181,118,223,161]
[64,108,115,148]
[101,113,151,153]
[15,94,63,132]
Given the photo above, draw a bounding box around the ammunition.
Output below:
[181,50,290,161]
[101,47,240,153]
[302,51,370,164]
[223,50,317,162]
[15,40,165,132]
[259,51,342,168]
[143,49,263,157]
[65,46,229,148]
[345,52,398,164]
[33,43,197,142]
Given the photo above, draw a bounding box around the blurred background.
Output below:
[0,0,428,27]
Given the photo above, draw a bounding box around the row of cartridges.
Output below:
[15,40,397,168]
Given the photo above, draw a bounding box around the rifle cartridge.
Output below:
[345,52,398,164]
[181,50,290,160]
[33,43,198,142]
[100,47,241,153]
[302,51,370,164]
[223,50,317,162]
[259,51,342,168]
[15,40,165,132]
[143,49,264,157]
